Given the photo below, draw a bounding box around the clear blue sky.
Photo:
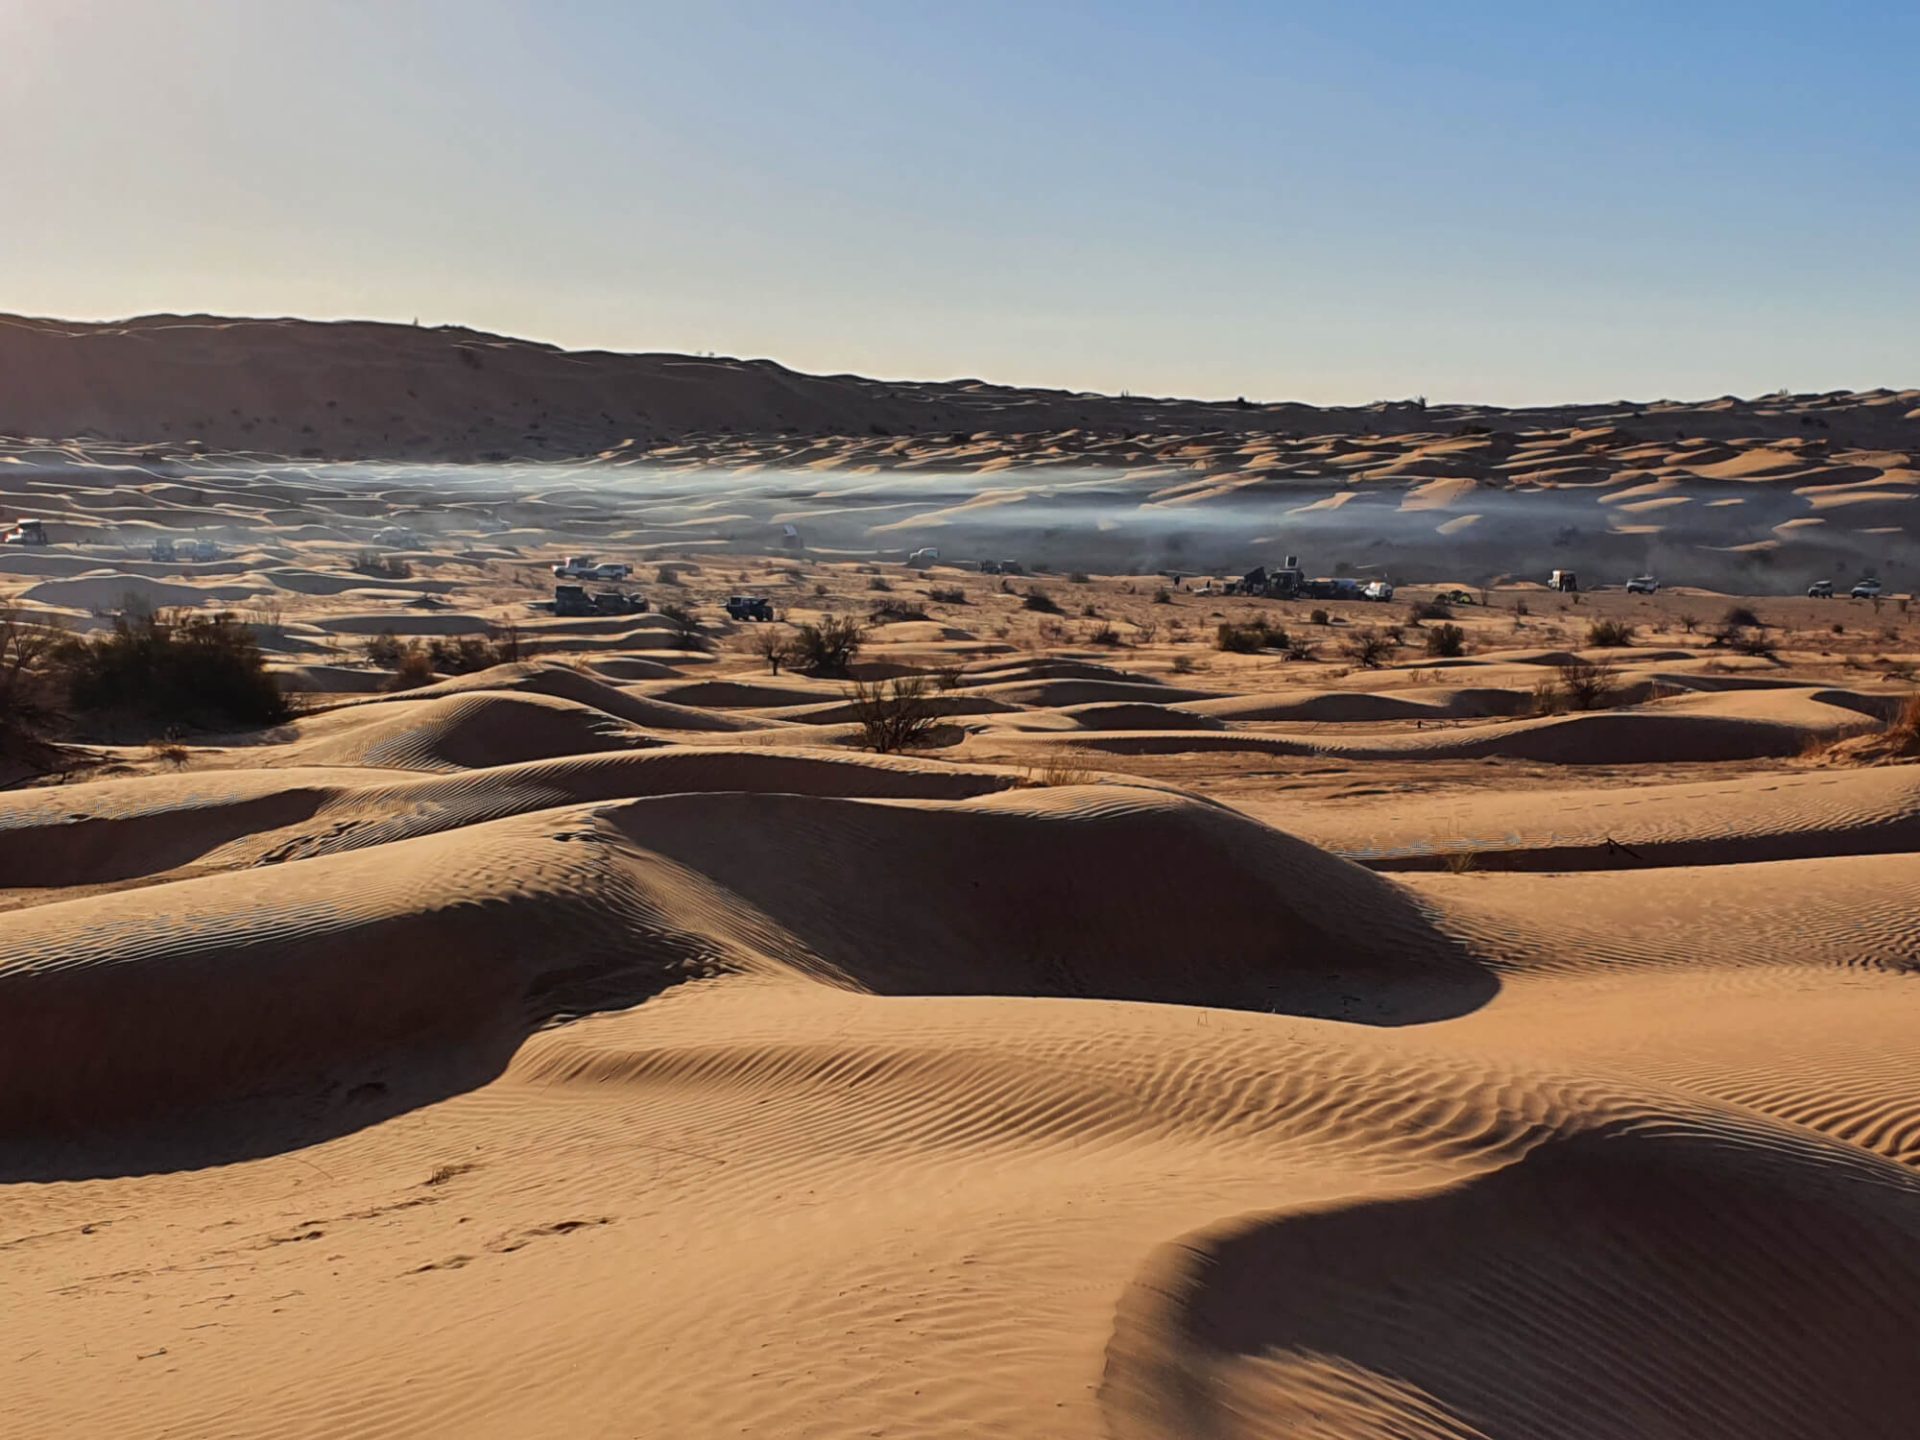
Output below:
[5,1,1915,404]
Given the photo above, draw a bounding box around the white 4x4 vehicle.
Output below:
[1362,580,1395,602]
[1625,575,1657,595]
[552,555,630,581]
[1850,578,1883,600]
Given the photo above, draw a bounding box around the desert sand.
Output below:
[4,316,1920,1439]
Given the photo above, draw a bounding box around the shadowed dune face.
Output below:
[1102,1120,1920,1440]
[0,786,1495,1177]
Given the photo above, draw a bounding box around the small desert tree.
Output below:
[751,626,796,675]
[0,605,64,742]
[847,675,940,753]
[1341,626,1395,668]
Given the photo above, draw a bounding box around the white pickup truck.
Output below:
[552,556,633,582]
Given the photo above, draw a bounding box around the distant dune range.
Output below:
[2,313,1917,584]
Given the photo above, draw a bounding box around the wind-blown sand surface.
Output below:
[4,318,1920,1438]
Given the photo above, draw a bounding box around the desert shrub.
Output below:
[929,661,968,691]
[1309,608,1330,626]
[388,646,437,690]
[1080,602,1100,618]
[793,614,866,675]
[1132,620,1159,646]
[1020,759,1100,787]
[244,596,286,639]
[870,597,930,623]
[926,586,967,605]
[1586,618,1635,647]
[1555,657,1617,711]
[57,609,291,729]
[750,627,795,675]
[1722,605,1762,630]
[0,605,64,742]
[656,602,706,650]
[1284,634,1318,661]
[1424,622,1466,658]
[1340,626,1394,668]
[1170,653,1198,675]
[1068,571,1092,585]
[868,576,893,592]
[847,675,940,753]
[1407,598,1454,622]
[1022,588,1063,614]
[423,629,523,675]
[364,630,406,666]
[1087,622,1124,647]
[350,550,412,579]
[1678,612,1700,634]
[1152,587,1172,604]
[1215,618,1289,653]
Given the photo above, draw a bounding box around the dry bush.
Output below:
[1021,759,1100,787]
[1555,657,1618,711]
[929,661,968,691]
[1,604,64,739]
[1284,634,1318,661]
[1585,618,1635,647]
[1309,608,1330,626]
[350,550,412,579]
[1216,618,1288,653]
[1170,653,1199,675]
[1151,587,1173,604]
[1423,622,1466,658]
[1087,622,1124,646]
[147,741,191,769]
[1068,571,1092,584]
[1407,598,1454,622]
[926,586,967,605]
[244,596,286,638]
[1022,588,1063,614]
[1340,626,1394,668]
[870,597,929,623]
[656,603,707,650]
[388,646,437,691]
[1132,620,1159,646]
[847,675,941,753]
[868,576,893,592]
[793,614,866,675]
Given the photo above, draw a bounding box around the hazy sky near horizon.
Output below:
[4,0,1915,405]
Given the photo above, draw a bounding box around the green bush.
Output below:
[58,610,290,729]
